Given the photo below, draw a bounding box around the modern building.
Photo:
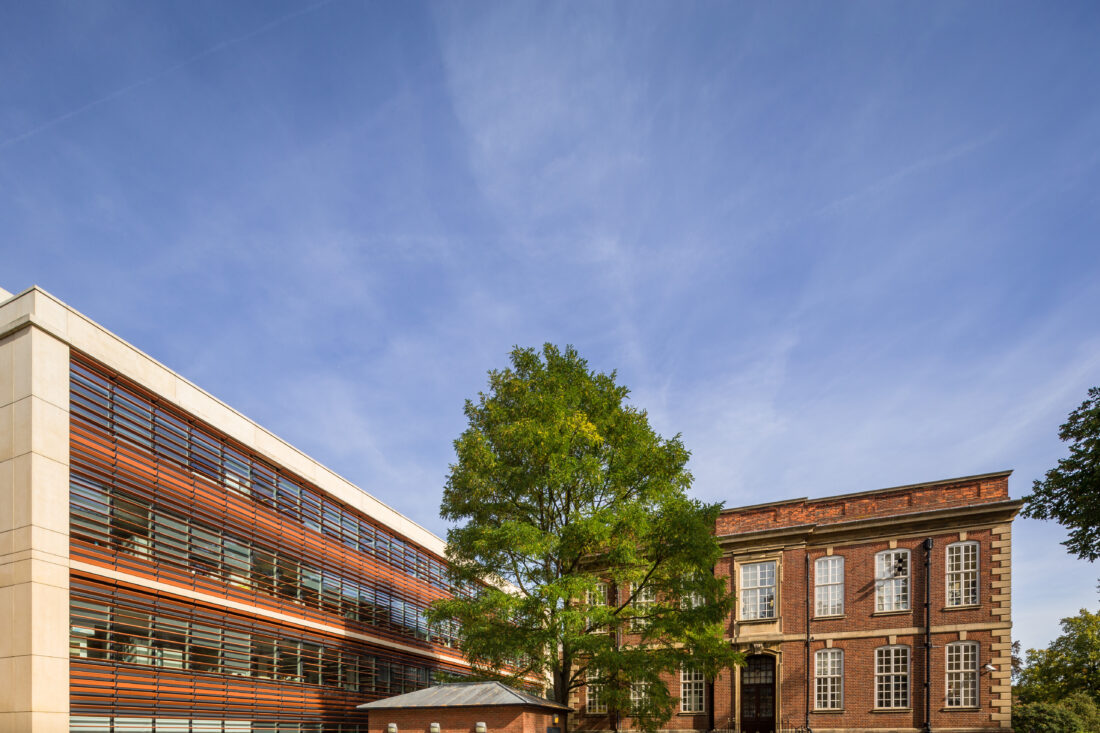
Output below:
[0,286,473,733]
[574,473,1020,733]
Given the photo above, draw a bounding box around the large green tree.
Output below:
[428,344,739,732]
[1024,387,1100,561]
[1015,608,1100,706]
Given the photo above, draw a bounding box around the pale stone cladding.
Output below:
[1,287,73,732]
[0,286,471,733]
[573,473,1020,733]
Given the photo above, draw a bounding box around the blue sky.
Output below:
[3,1,1098,652]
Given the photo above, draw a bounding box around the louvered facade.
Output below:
[0,287,472,733]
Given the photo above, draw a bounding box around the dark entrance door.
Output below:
[739,654,776,733]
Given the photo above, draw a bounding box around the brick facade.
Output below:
[367,706,563,733]
[574,472,1020,733]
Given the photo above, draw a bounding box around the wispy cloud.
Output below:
[2,0,1098,653]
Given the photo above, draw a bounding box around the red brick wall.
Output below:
[368,705,562,733]
[715,474,1009,536]
[781,529,997,633]
[574,667,710,732]
[571,476,1014,732]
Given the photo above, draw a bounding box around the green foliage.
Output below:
[1060,692,1100,732]
[427,344,740,732]
[1012,701,1087,733]
[1015,608,1100,705]
[1024,387,1100,561]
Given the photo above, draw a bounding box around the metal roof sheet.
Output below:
[356,681,569,711]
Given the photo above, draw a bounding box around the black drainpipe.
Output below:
[708,562,716,733]
[923,538,934,733]
[804,551,812,733]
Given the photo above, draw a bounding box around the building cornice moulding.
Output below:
[717,500,1023,551]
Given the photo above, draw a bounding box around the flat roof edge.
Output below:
[716,498,1024,541]
[719,470,1014,514]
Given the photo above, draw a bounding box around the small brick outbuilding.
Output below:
[358,681,571,733]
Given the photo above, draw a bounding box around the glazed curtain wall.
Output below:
[68,354,466,730]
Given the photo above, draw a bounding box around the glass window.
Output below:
[875,646,909,708]
[322,503,342,540]
[300,491,322,532]
[342,653,361,692]
[587,667,607,714]
[277,640,301,681]
[341,512,359,550]
[153,511,188,563]
[587,581,609,608]
[223,446,252,496]
[252,547,277,595]
[152,616,188,669]
[740,561,777,620]
[71,599,110,660]
[277,559,301,601]
[587,581,608,629]
[252,464,276,507]
[681,664,706,713]
[630,584,657,631]
[681,572,705,610]
[301,642,323,685]
[252,635,277,679]
[71,476,110,547]
[111,609,152,665]
[321,572,342,614]
[189,623,221,673]
[276,476,301,519]
[815,649,843,710]
[224,537,251,588]
[630,681,652,711]
[814,556,844,616]
[321,647,341,687]
[223,628,251,676]
[111,496,151,557]
[875,550,910,612]
[947,542,979,607]
[946,642,979,708]
[189,524,221,577]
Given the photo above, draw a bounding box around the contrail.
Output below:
[0,0,333,151]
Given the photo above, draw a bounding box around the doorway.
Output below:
[739,654,775,733]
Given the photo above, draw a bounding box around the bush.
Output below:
[1059,692,1100,732]
[1012,700,1085,733]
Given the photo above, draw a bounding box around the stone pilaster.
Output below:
[989,523,1012,728]
[0,291,72,733]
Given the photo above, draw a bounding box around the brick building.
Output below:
[359,681,569,733]
[575,473,1020,733]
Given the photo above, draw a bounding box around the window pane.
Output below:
[815,557,844,616]
[946,642,978,707]
[947,542,979,606]
[875,550,910,612]
[741,561,777,620]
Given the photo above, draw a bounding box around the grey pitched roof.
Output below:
[356,681,570,711]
